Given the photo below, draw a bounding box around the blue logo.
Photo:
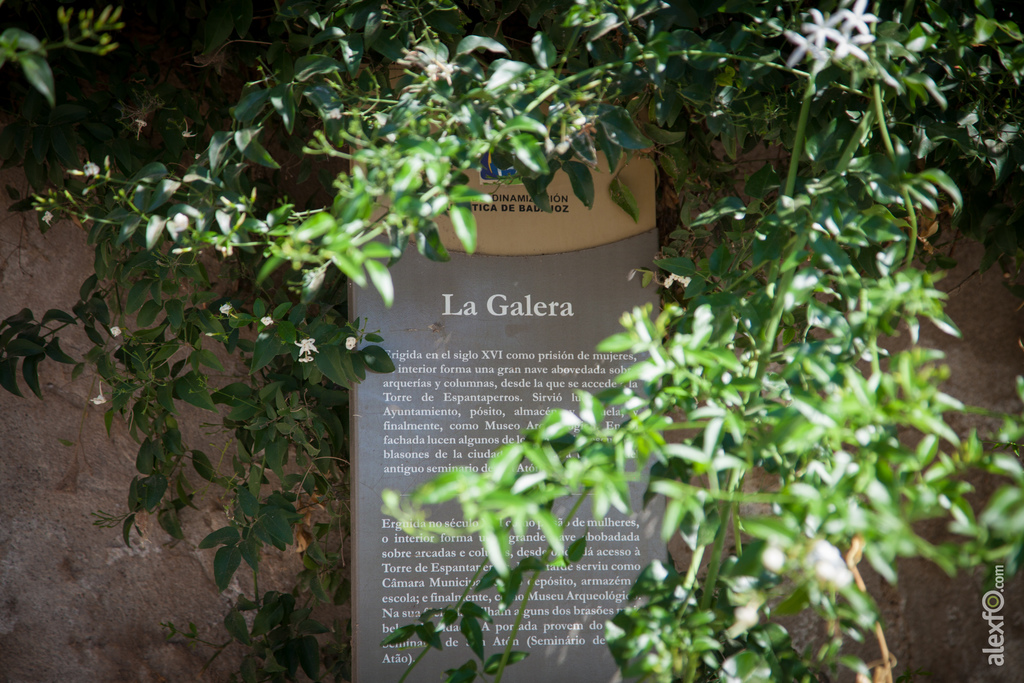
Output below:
[480,152,517,180]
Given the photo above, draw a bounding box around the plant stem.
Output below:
[749,72,817,393]
[732,500,743,556]
[785,73,818,198]
[872,82,918,266]
[493,493,589,683]
[682,544,706,590]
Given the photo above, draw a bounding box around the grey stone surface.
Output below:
[0,169,302,682]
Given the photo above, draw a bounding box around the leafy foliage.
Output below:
[2,1,1024,682]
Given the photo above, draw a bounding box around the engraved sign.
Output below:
[351,227,660,682]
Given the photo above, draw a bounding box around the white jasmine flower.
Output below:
[784,31,830,67]
[296,338,318,363]
[41,211,54,225]
[219,302,233,315]
[785,1,876,67]
[838,0,878,39]
[345,336,357,350]
[830,34,871,63]
[733,603,760,631]
[261,316,274,327]
[424,60,455,85]
[90,384,107,405]
[168,213,189,239]
[182,122,197,138]
[762,544,786,573]
[808,539,853,588]
[663,273,691,289]
[109,326,122,338]
[83,161,100,177]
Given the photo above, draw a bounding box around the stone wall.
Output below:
[0,167,303,682]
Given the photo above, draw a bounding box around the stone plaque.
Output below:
[351,226,661,682]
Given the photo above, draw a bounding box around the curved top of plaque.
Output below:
[436,156,656,256]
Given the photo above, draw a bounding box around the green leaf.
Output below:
[234,128,279,169]
[720,651,771,682]
[745,163,780,199]
[192,450,217,481]
[596,107,650,150]
[269,84,295,134]
[158,507,185,540]
[193,349,224,372]
[22,354,41,398]
[260,507,294,548]
[457,35,509,55]
[225,608,251,645]
[137,474,168,512]
[917,168,962,209]
[126,280,150,314]
[381,624,416,646]
[486,60,531,90]
[49,126,79,168]
[250,332,281,373]
[146,179,181,212]
[510,134,548,174]
[145,215,165,250]
[20,53,54,107]
[691,196,746,226]
[315,345,353,385]
[294,55,344,81]
[461,616,484,659]
[129,161,168,184]
[41,308,76,325]
[6,338,45,356]
[203,3,234,54]
[565,161,594,208]
[230,0,253,37]
[365,258,395,306]
[45,338,76,364]
[121,515,135,547]
[360,345,395,373]
[449,205,477,254]
[299,635,319,679]
[609,177,639,222]
[484,651,528,674]
[136,438,159,474]
[234,88,269,123]
[773,584,810,616]
[531,33,556,68]
[117,215,142,246]
[504,115,547,137]
[209,131,233,171]
[237,487,259,517]
[214,545,242,591]
[174,371,218,411]
[641,122,686,144]
[567,535,586,562]
[199,526,240,549]
[521,174,552,212]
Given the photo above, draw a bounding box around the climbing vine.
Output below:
[2,1,1024,681]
